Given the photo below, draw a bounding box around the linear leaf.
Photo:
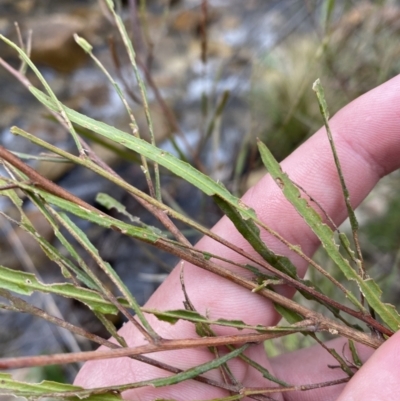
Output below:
[258,140,400,331]
[96,192,141,223]
[53,344,249,397]
[144,308,310,334]
[0,265,118,314]
[348,339,362,367]
[28,87,257,220]
[213,195,297,277]
[11,180,161,244]
[274,303,304,324]
[96,192,163,235]
[213,195,350,318]
[0,373,121,400]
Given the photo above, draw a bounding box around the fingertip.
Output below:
[338,330,400,400]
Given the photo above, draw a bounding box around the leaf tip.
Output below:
[312,78,321,92]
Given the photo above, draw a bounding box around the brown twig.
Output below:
[242,377,350,396]
[0,145,100,213]
[0,183,23,191]
[0,326,313,370]
[151,240,386,349]
[157,238,392,337]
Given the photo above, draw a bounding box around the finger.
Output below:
[146,72,400,326]
[75,76,400,398]
[270,337,374,401]
[336,330,400,401]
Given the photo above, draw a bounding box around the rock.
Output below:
[25,14,89,73]
[23,5,106,73]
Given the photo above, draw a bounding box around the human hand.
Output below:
[75,75,400,400]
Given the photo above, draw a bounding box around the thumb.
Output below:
[337,330,400,400]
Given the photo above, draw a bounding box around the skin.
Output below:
[75,75,400,400]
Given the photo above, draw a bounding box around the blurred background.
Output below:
[0,0,399,386]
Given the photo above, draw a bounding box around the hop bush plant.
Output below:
[0,1,399,400]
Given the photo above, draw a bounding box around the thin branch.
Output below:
[0,327,312,370]
[158,239,392,337]
[152,241,385,348]
[242,377,350,397]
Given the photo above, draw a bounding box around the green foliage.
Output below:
[0,1,399,399]
[0,373,122,401]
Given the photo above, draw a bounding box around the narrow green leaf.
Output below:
[348,339,362,367]
[213,195,297,277]
[274,304,304,324]
[258,140,400,331]
[0,34,83,152]
[0,265,118,314]
[327,348,354,377]
[313,79,364,271]
[339,232,357,261]
[11,180,161,244]
[96,192,140,223]
[96,192,163,236]
[94,311,128,348]
[144,308,309,333]
[60,344,250,397]
[28,87,255,220]
[313,79,360,234]
[0,373,121,400]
